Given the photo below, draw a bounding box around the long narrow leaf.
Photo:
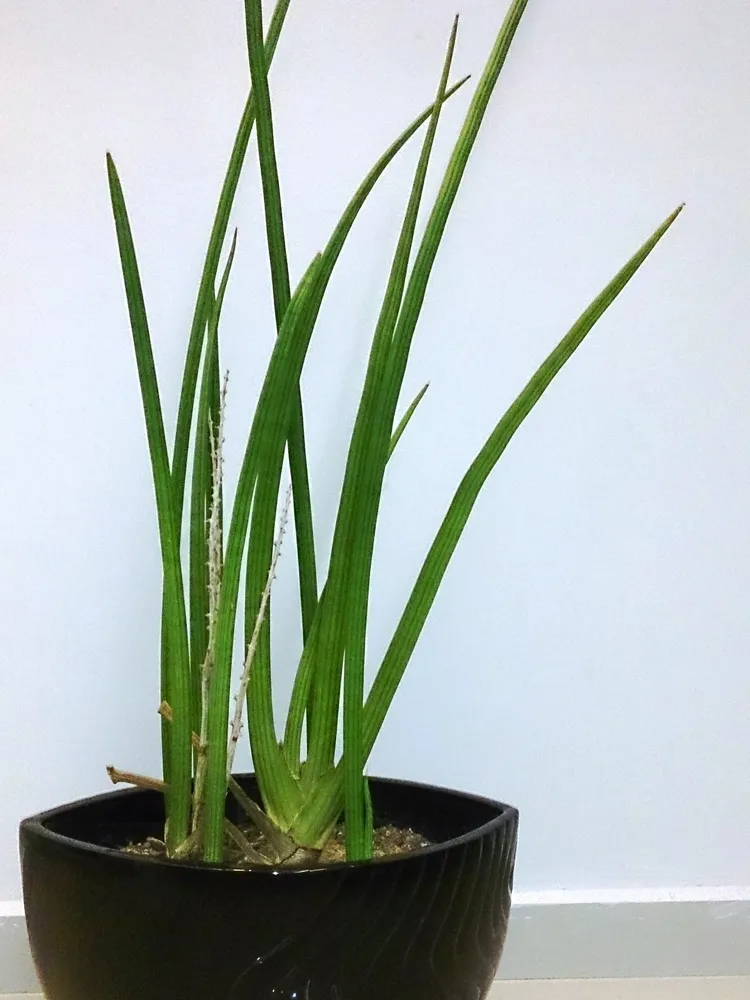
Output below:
[358,0,532,547]
[290,204,684,848]
[293,0,534,850]
[343,17,461,861]
[305,17,461,794]
[244,449,291,817]
[188,233,238,736]
[280,76,471,777]
[159,0,291,806]
[203,70,473,855]
[282,371,424,777]
[245,0,291,327]
[171,0,291,522]
[202,254,325,860]
[244,16,470,658]
[245,0,320,642]
[106,153,192,852]
[388,383,430,460]
[282,586,326,775]
[159,614,171,782]
[364,204,684,754]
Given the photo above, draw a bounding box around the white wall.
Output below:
[2,0,749,902]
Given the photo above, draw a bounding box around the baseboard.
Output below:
[499,889,750,981]
[0,906,37,996]
[3,890,750,994]
[6,979,750,999]
[489,980,750,998]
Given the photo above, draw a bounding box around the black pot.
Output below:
[20,775,518,1000]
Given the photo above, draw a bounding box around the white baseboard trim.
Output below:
[6,979,750,1000]
[499,891,750,981]
[511,885,750,905]
[0,915,38,994]
[489,980,750,998]
[3,888,750,994]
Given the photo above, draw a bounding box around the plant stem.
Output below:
[223,819,269,864]
[192,372,229,838]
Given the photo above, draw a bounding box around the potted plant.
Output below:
[19,0,682,997]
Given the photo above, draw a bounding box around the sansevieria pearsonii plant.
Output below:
[106,0,682,863]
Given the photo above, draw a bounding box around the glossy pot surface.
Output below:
[20,775,518,1000]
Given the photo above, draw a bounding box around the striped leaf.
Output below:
[202,254,325,860]
[106,153,192,852]
[289,205,684,847]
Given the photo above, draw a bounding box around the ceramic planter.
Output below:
[20,775,518,999]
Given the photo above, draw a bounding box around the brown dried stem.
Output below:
[223,819,269,864]
[106,766,166,793]
[107,760,270,865]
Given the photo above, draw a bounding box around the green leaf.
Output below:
[373,0,532,473]
[171,0,292,528]
[293,0,535,851]
[156,0,292,820]
[245,0,291,328]
[340,16,462,862]
[159,613,171,783]
[279,74,473,645]
[106,153,192,853]
[388,383,430,460]
[245,0,319,643]
[282,587,325,776]
[202,254,325,861]
[200,57,471,860]
[282,380,428,780]
[363,774,374,858]
[290,73,474,652]
[303,14,462,791]
[279,75,471,780]
[363,204,685,756]
[290,205,684,849]
[188,232,237,737]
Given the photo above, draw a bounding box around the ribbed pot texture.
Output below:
[20,775,518,1000]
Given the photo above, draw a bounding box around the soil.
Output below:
[122,822,432,867]
[318,824,431,863]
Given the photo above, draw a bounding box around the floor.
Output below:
[6,980,750,999]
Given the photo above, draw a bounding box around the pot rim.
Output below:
[20,774,518,876]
